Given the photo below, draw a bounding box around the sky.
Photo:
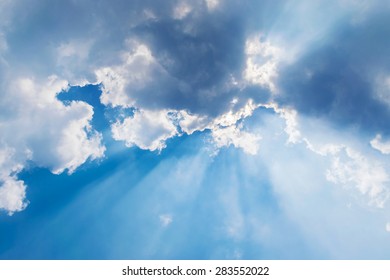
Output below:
[1,0,390,259]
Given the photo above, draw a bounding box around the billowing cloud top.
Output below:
[0,0,390,232]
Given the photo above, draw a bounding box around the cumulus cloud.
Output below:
[111,109,178,151]
[0,76,105,214]
[97,42,163,108]
[177,99,261,154]
[0,147,28,215]
[2,0,274,161]
[109,102,262,155]
[177,110,210,135]
[0,177,28,215]
[1,76,105,173]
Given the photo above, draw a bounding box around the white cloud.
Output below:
[106,95,263,154]
[111,109,178,151]
[211,124,261,155]
[370,134,390,155]
[243,107,390,257]
[0,147,28,215]
[214,99,260,127]
[97,42,158,108]
[52,114,105,174]
[178,110,210,135]
[279,109,302,144]
[2,76,105,174]
[326,147,390,208]
[0,76,105,213]
[260,103,390,208]
[386,223,390,232]
[0,177,28,215]
[243,35,284,92]
[0,147,24,178]
[178,100,262,155]
[263,103,302,144]
[206,100,262,155]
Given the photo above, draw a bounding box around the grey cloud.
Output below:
[276,9,390,136]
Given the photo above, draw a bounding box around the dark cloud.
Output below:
[3,0,179,78]
[2,0,278,118]
[118,1,279,117]
[276,11,390,136]
[135,17,244,90]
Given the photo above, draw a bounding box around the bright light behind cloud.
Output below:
[0,0,390,259]
[244,35,283,92]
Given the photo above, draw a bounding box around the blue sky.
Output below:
[1,0,390,259]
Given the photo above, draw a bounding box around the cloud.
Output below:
[0,177,28,215]
[0,167,29,216]
[2,76,106,174]
[0,0,277,214]
[242,106,390,258]
[111,109,178,151]
[0,0,389,225]
[97,41,165,109]
[179,99,262,154]
[108,102,262,154]
[2,0,274,160]
[0,147,28,215]
[262,103,302,144]
[243,35,283,92]
[211,124,261,155]
[96,14,250,117]
[275,5,390,136]
[159,214,173,227]
[0,76,105,214]
[295,119,390,208]
[256,103,390,210]
[254,103,390,209]
[177,110,210,135]
[370,134,390,155]
[326,147,390,208]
